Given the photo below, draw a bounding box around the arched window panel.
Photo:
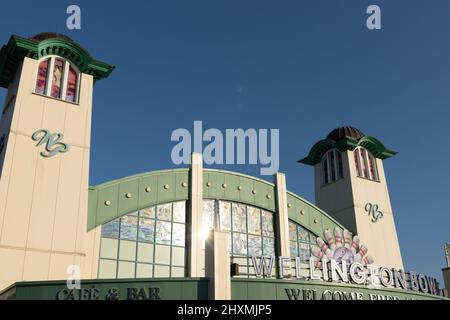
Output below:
[321,149,344,185]
[354,147,380,182]
[35,58,49,95]
[98,201,187,279]
[368,152,380,182]
[65,65,78,103]
[34,56,80,104]
[202,200,276,278]
[51,58,64,99]
[288,220,318,278]
[354,151,362,177]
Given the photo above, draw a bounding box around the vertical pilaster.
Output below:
[205,230,231,300]
[188,152,204,277]
[273,172,290,258]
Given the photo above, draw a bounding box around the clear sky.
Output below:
[0,0,449,284]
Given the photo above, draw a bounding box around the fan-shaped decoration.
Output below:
[311,227,374,268]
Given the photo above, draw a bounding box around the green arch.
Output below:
[0,35,114,87]
[88,168,346,238]
[35,38,114,79]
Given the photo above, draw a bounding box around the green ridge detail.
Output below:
[87,168,346,237]
[0,35,114,87]
[298,136,397,166]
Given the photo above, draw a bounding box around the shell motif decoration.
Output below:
[311,227,374,268]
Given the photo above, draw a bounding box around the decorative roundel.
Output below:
[311,227,374,267]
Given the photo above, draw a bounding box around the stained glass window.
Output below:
[65,65,78,102]
[261,211,274,237]
[157,203,172,221]
[51,58,64,98]
[219,201,231,231]
[201,200,276,279]
[99,201,186,279]
[155,221,171,244]
[355,151,362,177]
[247,206,261,235]
[173,201,186,223]
[360,149,369,178]
[288,221,316,262]
[354,147,379,182]
[120,216,137,241]
[34,57,80,103]
[35,59,49,94]
[140,207,155,219]
[248,235,262,256]
[203,200,214,230]
[368,152,379,181]
[232,203,247,233]
[263,238,275,255]
[172,223,185,247]
[233,233,247,255]
[101,219,120,239]
[138,218,154,242]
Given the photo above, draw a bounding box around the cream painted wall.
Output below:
[315,150,403,270]
[0,57,99,291]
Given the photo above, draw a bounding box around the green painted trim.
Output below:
[87,169,190,231]
[0,35,114,87]
[203,168,276,212]
[231,278,447,300]
[91,168,189,189]
[87,167,346,246]
[1,278,209,300]
[203,169,275,187]
[298,136,397,166]
[286,190,346,235]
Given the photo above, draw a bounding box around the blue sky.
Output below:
[0,1,449,284]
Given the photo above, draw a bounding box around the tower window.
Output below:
[34,56,80,103]
[321,149,343,185]
[354,147,379,181]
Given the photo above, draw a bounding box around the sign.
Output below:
[284,288,416,301]
[55,286,161,300]
[364,203,383,223]
[248,227,442,297]
[31,129,69,158]
[250,255,442,296]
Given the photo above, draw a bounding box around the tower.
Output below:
[0,33,114,291]
[299,126,403,269]
[443,243,450,297]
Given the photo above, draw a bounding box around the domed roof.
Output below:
[326,126,364,141]
[30,32,74,43]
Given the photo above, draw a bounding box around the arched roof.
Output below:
[299,127,397,166]
[0,33,114,87]
[87,168,346,237]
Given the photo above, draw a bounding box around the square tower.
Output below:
[299,126,403,269]
[0,33,114,291]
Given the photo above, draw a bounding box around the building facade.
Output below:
[0,33,447,300]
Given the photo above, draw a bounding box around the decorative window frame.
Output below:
[354,147,380,182]
[321,149,344,185]
[34,55,81,104]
